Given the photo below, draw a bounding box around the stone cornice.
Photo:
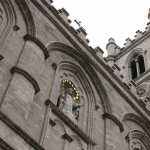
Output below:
[23,34,49,59]
[10,67,40,94]
[105,55,115,62]
[102,113,124,132]
[46,100,96,145]
[0,111,45,150]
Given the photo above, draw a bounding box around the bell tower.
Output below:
[105,9,150,112]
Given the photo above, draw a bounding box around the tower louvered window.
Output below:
[130,55,145,80]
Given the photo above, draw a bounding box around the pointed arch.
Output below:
[47,42,112,114]
[126,130,150,150]
[0,0,17,47]
[59,62,96,107]
[123,113,150,137]
[15,0,36,36]
[126,48,146,80]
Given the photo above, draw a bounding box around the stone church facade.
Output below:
[0,0,150,150]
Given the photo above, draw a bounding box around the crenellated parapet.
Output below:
[58,8,71,25]
[76,27,89,44]
[124,38,132,47]
[94,46,104,58]
[134,30,143,40]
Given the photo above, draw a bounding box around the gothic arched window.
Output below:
[129,54,145,80]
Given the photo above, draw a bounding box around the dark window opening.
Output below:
[130,54,146,80]
[138,55,145,74]
[131,60,137,79]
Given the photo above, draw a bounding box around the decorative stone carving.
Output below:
[130,140,142,150]
[126,130,147,150]
[136,87,147,97]
[57,79,81,122]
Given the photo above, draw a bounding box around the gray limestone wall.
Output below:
[0,1,150,150]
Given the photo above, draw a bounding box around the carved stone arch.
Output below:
[125,48,146,80]
[126,48,144,65]
[47,42,112,114]
[57,61,97,131]
[59,61,96,107]
[126,130,150,150]
[0,0,17,47]
[123,113,150,137]
[15,0,36,36]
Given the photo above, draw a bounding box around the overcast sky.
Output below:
[53,0,150,55]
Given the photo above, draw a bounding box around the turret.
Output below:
[105,38,120,66]
[106,38,120,56]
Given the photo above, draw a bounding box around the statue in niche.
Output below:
[57,80,81,122]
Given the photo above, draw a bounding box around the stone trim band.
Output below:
[10,67,40,94]
[0,111,45,150]
[23,34,49,59]
[45,99,96,145]
[102,113,124,132]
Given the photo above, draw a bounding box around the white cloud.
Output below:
[53,0,150,55]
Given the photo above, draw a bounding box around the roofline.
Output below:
[115,29,150,60]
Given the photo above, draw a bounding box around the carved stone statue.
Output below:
[57,80,81,122]
[57,88,76,121]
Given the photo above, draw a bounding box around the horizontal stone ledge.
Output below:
[10,67,40,94]
[102,113,124,132]
[46,99,96,145]
[23,34,49,59]
[0,137,15,150]
[0,111,45,150]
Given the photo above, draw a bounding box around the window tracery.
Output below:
[129,54,145,80]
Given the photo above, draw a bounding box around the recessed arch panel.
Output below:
[47,42,112,114]
[0,0,16,47]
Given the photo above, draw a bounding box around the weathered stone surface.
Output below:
[0,1,150,150]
